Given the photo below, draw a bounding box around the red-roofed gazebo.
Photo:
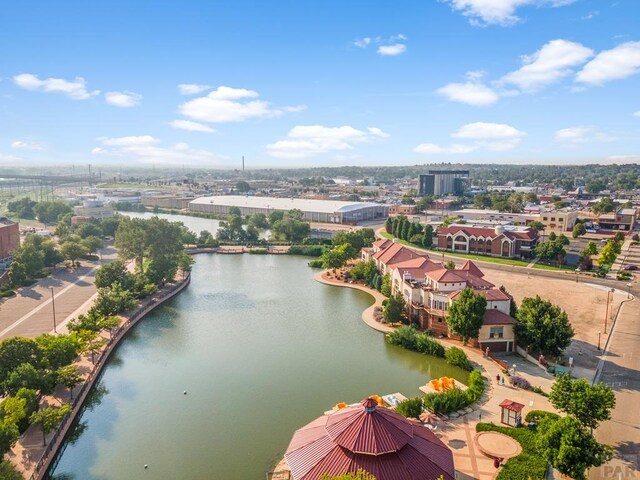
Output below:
[284,398,455,480]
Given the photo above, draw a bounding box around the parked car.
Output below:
[624,265,638,271]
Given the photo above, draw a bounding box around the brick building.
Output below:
[436,225,538,259]
[0,217,20,263]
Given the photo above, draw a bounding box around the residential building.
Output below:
[0,217,20,265]
[419,170,469,196]
[363,240,517,352]
[538,208,579,232]
[189,195,388,224]
[597,207,637,232]
[436,225,538,259]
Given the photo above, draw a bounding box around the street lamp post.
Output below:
[604,288,614,334]
[627,283,633,299]
[512,363,517,377]
[597,331,602,351]
[575,267,581,283]
[50,287,57,333]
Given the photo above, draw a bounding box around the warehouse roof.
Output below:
[189,195,384,213]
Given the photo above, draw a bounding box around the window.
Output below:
[489,327,504,339]
[543,217,548,221]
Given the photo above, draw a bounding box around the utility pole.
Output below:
[50,287,57,333]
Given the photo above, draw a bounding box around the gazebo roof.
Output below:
[499,399,525,413]
[284,398,455,480]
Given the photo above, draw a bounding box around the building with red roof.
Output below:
[436,224,538,259]
[283,398,455,480]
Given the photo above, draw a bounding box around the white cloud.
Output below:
[353,37,371,48]
[170,119,216,133]
[576,41,640,85]
[436,81,499,106]
[605,155,640,164]
[377,44,407,56]
[414,143,477,154]
[11,141,44,151]
[178,86,302,123]
[12,73,99,100]
[415,121,525,155]
[178,83,211,95]
[500,39,593,91]
[266,125,389,159]
[92,135,224,165]
[105,91,142,108]
[555,126,618,143]
[634,111,640,117]
[443,0,577,26]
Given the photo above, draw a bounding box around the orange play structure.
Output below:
[428,377,457,392]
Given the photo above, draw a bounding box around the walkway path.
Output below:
[0,246,117,341]
[316,269,555,479]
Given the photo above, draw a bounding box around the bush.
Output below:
[466,370,485,403]
[248,248,268,254]
[510,375,532,390]
[0,289,15,298]
[445,347,473,371]
[386,326,418,350]
[288,245,325,257]
[423,388,468,414]
[525,409,560,424]
[617,271,632,280]
[0,461,22,480]
[476,423,549,480]
[415,334,446,357]
[308,259,324,268]
[394,397,423,419]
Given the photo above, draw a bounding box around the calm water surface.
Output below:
[50,254,466,480]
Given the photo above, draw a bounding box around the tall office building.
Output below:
[419,170,469,196]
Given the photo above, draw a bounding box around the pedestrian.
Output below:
[496,374,500,384]
[501,376,505,385]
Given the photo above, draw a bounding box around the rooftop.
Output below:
[190,195,384,213]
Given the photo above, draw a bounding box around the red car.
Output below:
[624,265,638,271]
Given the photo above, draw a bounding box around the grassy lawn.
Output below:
[379,231,533,267]
[532,263,576,271]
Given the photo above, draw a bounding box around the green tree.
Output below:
[271,212,310,243]
[557,234,570,246]
[444,260,456,270]
[76,222,103,239]
[0,421,19,457]
[421,224,434,248]
[98,315,122,338]
[100,216,121,237]
[583,241,598,256]
[42,240,64,269]
[235,181,251,192]
[572,223,587,238]
[7,261,27,288]
[598,240,618,265]
[539,415,613,480]
[549,374,616,431]
[77,330,106,364]
[95,260,135,290]
[527,221,545,232]
[515,296,574,358]
[35,334,79,370]
[534,240,566,264]
[3,363,55,396]
[0,337,43,384]
[57,365,84,400]
[115,216,147,272]
[614,231,625,243]
[592,197,615,214]
[81,235,104,254]
[383,292,405,323]
[321,244,355,271]
[92,283,137,317]
[548,232,557,241]
[60,240,88,267]
[380,273,392,296]
[30,404,72,446]
[446,288,487,345]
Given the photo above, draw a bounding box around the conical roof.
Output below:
[284,398,455,480]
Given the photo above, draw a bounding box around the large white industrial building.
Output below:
[189,195,388,224]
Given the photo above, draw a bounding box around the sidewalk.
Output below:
[0,246,116,340]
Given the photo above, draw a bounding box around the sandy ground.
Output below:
[480,266,628,378]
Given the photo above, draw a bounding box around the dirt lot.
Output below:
[480,266,629,378]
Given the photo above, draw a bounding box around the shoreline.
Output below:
[314,270,393,334]
[26,273,192,480]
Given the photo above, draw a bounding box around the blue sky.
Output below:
[1,0,639,168]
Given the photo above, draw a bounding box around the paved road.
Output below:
[0,246,116,340]
[590,295,640,480]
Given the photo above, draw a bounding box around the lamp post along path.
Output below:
[50,287,57,333]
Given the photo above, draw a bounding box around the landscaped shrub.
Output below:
[524,410,560,424]
[465,370,485,403]
[288,245,325,257]
[386,326,418,350]
[394,397,423,419]
[476,422,550,480]
[423,388,468,414]
[415,334,446,357]
[248,248,268,254]
[510,375,532,390]
[445,347,473,371]
[308,259,324,268]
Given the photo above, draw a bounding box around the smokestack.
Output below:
[242,155,245,173]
